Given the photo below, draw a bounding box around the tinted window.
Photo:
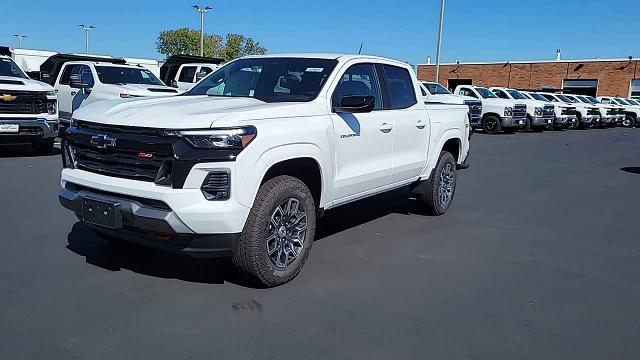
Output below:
[179,66,197,83]
[458,88,477,98]
[494,90,509,99]
[0,58,27,79]
[476,87,498,99]
[59,64,75,85]
[332,63,382,110]
[424,82,451,95]
[200,66,214,75]
[382,65,417,109]
[188,57,338,103]
[70,65,95,87]
[95,66,164,86]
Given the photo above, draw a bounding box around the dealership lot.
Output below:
[1,128,640,359]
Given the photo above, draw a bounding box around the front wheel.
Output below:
[417,151,458,216]
[524,116,532,131]
[232,175,316,288]
[622,115,635,128]
[482,115,502,134]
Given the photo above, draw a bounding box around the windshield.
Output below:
[562,95,578,103]
[507,90,527,100]
[576,96,592,104]
[476,87,498,99]
[615,98,630,105]
[0,58,28,79]
[423,82,451,95]
[528,93,547,101]
[556,94,574,103]
[188,57,338,102]
[586,96,600,104]
[627,99,639,105]
[95,66,165,86]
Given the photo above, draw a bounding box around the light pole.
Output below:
[12,34,27,48]
[78,24,95,54]
[434,0,445,83]
[193,5,212,56]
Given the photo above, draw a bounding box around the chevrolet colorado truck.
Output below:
[160,54,225,92]
[58,54,471,287]
[490,87,554,131]
[40,54,179,128]
[420,81,482,129]
[1,48,59,154]
[455,85,526,134]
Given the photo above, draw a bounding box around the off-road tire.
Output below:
[232,175,316,288]
[417,151,457,216]
[482,115,502,134]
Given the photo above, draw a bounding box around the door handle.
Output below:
[379,123,393,133]
[71,91,77,96]
[416,120,427,129]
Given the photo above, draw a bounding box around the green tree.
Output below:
[157,28,266,60]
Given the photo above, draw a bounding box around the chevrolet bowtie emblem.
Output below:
[0,94,17,102]
[90,134,117,149]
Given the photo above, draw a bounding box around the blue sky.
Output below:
[2,0,639,65]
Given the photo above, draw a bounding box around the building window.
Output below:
[563,79,598,96]
[631,79,640,98]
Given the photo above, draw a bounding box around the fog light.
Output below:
[47,102,57,115]
[201,171,230,201]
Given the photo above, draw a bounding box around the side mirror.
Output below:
[195,71,207,83]
[69,74,90,89]
[170,79,178,88]
[40,72,51,82]
[333,95,375,113]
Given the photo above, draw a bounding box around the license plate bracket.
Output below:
[82,198,121,229]
[0,124,19,133]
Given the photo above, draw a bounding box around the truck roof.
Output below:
[40,54,127,85]
[159,54,225,85]
[242,53,411,66]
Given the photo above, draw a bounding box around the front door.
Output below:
[55,64,75,121]
[329,62,394,201]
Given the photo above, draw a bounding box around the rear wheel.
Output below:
[524,115,533,131]
[572,114,582,130]
[32,139,54,155]
[417,151,457,216]
[232,175,316,288]
[622,115,635,128]
[482,115,502,134]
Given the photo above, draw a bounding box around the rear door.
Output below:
[176,65,197,92]
[329,62,394,200]
[380,64,430,183]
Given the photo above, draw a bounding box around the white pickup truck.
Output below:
[533,92,578,129]
[554,94,601,129]
[490,87,554,131]
[598,97,640,128]
[58,54,471,287]
[160,54,225,93]
[420,81,482,129]
[40,54,179,127]
[1,47,59,154]
[455,85,527,134]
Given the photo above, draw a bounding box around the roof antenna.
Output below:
[358,43,364,55]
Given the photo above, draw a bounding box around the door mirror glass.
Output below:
[69,74,90,89]
[333,95,375,113]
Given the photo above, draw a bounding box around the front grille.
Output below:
[0,91,49,115]
[201,171,230,200]
[562,108,577,116]
[65,122,174,184]
[464,100,482,121]
[587,108,600,116]
[543,105,555,116]
[513,104,527,118]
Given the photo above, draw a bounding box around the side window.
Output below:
[382,65,417,109]
[542,94,556,102]
[59,65,75,85]
[178,66,197,83]
[495,90,508,99]
[79,65,94,87]
[200,66,214,75]
[332,63,382,110]
[420,86,427,96]
[458,88,477,98]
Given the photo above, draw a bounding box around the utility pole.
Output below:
[193,5,212,56]
[78,24,95,54]
[434,0,446,83]
[12,34,27,48]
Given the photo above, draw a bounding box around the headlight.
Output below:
[504,107,513,117]
[534,107,543,116]
[119,93,143,98]
[165,126,257,149]
[46,90,56,97]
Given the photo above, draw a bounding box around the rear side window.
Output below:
[382,65,417,109]
[179,66,197,83]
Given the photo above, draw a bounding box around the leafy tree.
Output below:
[157,28,267,60]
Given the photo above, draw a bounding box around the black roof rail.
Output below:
[39,54,127,85]
[0,46,13,57]
[160,54,225,85]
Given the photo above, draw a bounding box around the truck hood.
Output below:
[116,83,179,97]
[71,95,326,129]
[518,99,550,109]
[0,75,54,92]
[481,98,516,107]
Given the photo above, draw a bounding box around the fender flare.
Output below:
[424,129,464,178]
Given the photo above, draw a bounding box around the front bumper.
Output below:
[531,115,554,126]
[502,116,526,128]
[582,115,600,126]
[554,115,577,128]
[0,118,59,144]
[59,168,250,256]
[600,116,615,126]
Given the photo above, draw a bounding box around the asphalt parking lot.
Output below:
[1,128,639,359]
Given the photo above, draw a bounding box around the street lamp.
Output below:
[12,34,27,48]
[193,5,212,56]
[78,24,95,54]
[434,0,445,83]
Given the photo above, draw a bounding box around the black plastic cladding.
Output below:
[63,121,241,189]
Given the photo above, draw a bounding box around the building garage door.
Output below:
[631,79,640,98]
[563,79,598,96]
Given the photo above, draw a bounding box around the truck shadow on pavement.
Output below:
[0,144,61,158]
[620,167,640,175]
[65,187,420,286]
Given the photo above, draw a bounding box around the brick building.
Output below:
[417,58,640,97]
